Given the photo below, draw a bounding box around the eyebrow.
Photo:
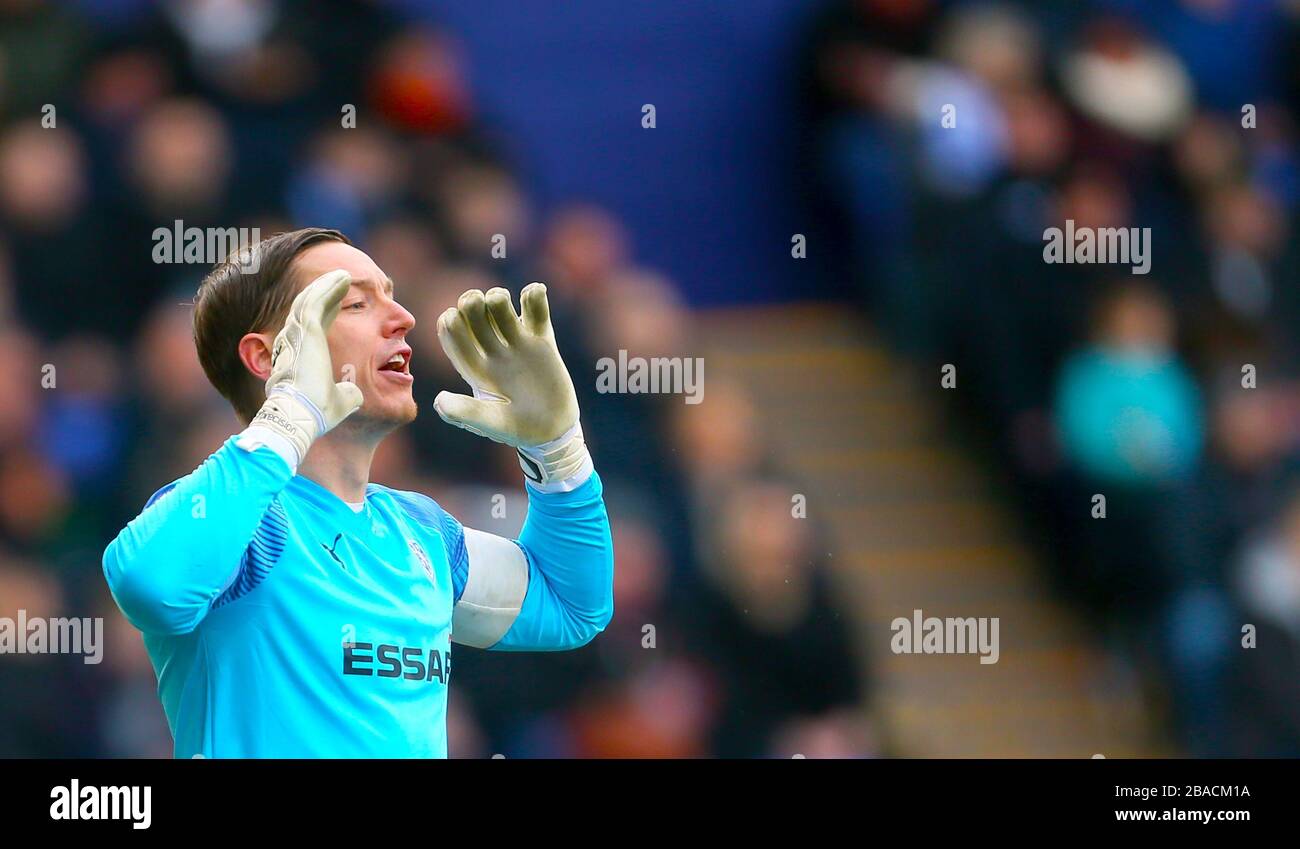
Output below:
[351,276,396,296]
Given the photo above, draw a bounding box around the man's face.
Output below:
[288,241,418,430]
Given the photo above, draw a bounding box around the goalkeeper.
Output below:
[102,228,613,758]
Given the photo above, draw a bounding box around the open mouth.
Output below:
[378,350,413,380]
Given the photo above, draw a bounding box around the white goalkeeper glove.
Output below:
[242,269,364,467]
[434,283,593,491]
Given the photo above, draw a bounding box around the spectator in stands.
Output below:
[1052,283,1204,620]
[1228,484,1300,755]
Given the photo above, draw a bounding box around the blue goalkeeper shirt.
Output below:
[102,436,614,758]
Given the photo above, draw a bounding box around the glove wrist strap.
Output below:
[248,390,324,468]
[518,421,593,493]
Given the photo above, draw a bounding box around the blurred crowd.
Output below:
[803,0,1300,755]
[0,0,876,758]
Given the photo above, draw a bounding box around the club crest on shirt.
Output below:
[408,538,434,585]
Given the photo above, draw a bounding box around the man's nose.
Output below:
[388,300,416,334]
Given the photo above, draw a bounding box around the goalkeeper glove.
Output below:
[244,269,364,467]
[434,283,593,491]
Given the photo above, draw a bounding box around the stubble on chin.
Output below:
[338,395,418,439]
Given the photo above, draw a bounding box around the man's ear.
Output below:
[238,332,275,383]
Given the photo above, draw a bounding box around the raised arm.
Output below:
[103,269,363,635]
[434,283,614,650]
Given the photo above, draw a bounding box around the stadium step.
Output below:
[696,302,1158,757]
